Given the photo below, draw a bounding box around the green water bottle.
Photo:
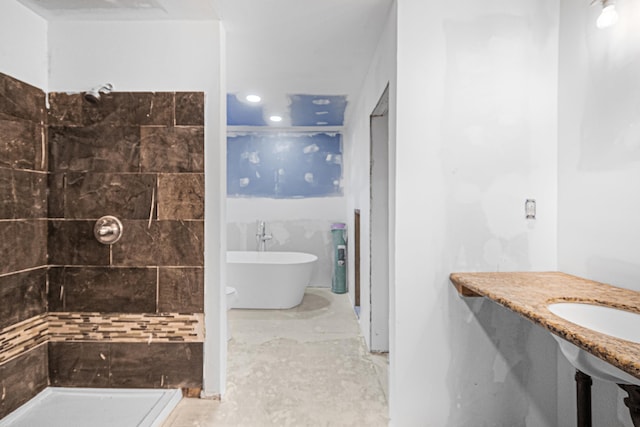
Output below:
[331,223,347,294]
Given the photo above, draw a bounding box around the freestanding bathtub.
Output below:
[226,251,318,309]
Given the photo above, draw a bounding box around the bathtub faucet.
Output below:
[256,220,272,251]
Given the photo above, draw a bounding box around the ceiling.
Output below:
[17,0,218,20]
[17,0,394,131]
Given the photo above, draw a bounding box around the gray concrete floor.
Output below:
[163,288,389,426]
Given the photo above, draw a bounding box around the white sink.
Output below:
[547,302,640,386]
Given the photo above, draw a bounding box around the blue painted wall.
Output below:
[227,94,267,126]
[289,95,347,127]
[227,133,343,198]
[227,93,347,127]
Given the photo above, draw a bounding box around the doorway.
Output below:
[369,85,390,352]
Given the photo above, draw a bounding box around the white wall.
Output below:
[344,2,397,352]
[47,19,227,396]
[558,0,640,425]
[390,0,559,425]
[0,2,48,90]
[227,197,346,286]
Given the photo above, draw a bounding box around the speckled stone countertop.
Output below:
[449,272,640,381]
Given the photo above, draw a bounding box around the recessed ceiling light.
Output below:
[269,115,283,122]
[316,121,329,125]
[312,99,331,105]
[315,111,329,115]
[246,94,261,103]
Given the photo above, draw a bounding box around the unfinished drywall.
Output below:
[389,0,559,425]
[227,133,342,198]
[558,0,640,425]
[343,2,397,353]
[0,2,47,90]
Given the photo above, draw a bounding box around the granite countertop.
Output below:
[449,272,640,381]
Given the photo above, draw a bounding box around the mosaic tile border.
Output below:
[0,315,48,364]
[0,313,203,365]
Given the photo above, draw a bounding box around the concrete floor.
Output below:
[163,288,389,426]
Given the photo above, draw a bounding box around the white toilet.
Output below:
[225,286,238,341]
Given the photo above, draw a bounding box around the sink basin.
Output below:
[547,302,640,385]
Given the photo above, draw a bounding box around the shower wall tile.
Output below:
[63,173,156,220]
[109,343,203,388]
[48,342,110,388]
[82,93,174,127]
[112,220,204,267]
[48,220,110,266]
[48,125,140,173]
[47,174,65,218]
[140,126,204,172]
[0,73,48,416]
[48,92,174,127]
[0,169,47,219]
[158,268,204,313]
[0,118,44,171]
[0,72,45,124]
[47,93,84,126]
[158,174,204,220]
[0,268,47,329]
[0,220,47,275]
[175,92,204,126]
[48,267,157,313]
[41,90,205,393]
[0,344,48,419]
[48,342,202,389]
[47,313,203,342]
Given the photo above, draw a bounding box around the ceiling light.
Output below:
[269,115,283,122]
[246,94,261,103]
[595,0,619,29]
[312,99,331,105]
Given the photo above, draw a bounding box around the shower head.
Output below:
[84,83,113,104]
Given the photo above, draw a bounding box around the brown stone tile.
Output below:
[47,92,84,126]
[48,266,157,313]
[0,118,45,171]
[0,344,48,419]
[64,173,156,220]
[48,92,174,127]
[82,92,173,126]
[158,174,204,220]
[48,342,110,388]
[109,343,202,388]
[0,72,45,123]
[140,127,204,172]
[0,268,47,329]
[48,220,110,266]
[48,173,65,218]
[0,169,47,219]
[111,220,204,267]
[0,220,47,275]
[175,92,204,126]
[48,125,140,172]
[158,268,204,313]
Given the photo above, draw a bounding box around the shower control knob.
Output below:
[94,215,123,245]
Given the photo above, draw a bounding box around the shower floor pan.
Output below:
[0,387,182,427]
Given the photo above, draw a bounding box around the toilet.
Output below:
[225,286,238,340]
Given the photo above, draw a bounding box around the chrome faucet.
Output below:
[256,220,272,251]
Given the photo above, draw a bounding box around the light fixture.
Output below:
[269,115,283,122]
[246,94,261,103]
[594,0,619,29]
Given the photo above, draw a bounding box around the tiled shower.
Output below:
[0,71,206,418]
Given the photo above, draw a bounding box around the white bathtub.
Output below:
[226,251,318,309]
